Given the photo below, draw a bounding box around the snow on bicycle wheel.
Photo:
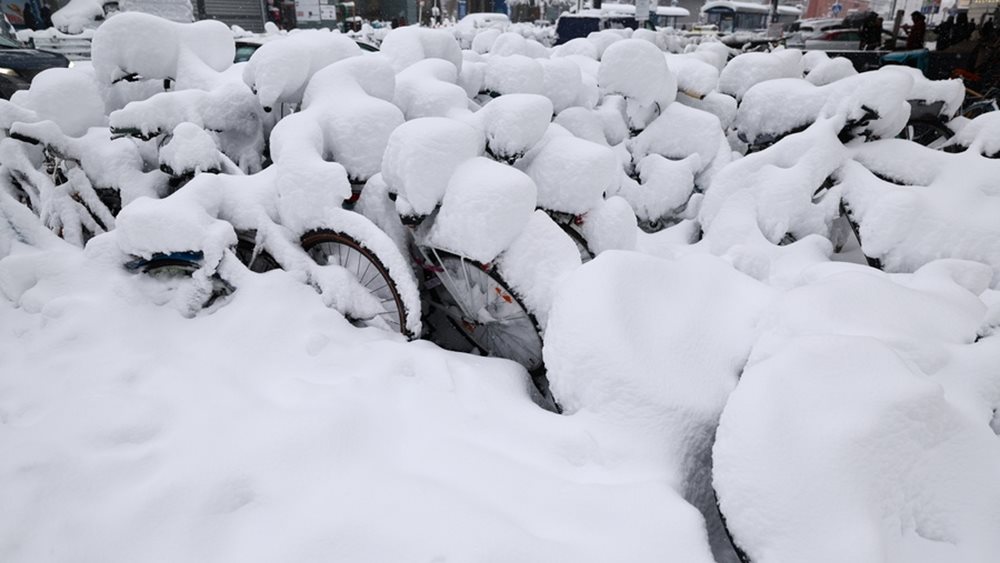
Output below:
[431,253,543,372]
[301,230,410,338]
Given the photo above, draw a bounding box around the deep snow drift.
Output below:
[1,13,1000,563]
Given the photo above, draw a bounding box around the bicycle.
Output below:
[100,120,422,337]
[0,121,152,247]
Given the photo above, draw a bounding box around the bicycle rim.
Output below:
[302,230,409,337]
[432,254,543,371]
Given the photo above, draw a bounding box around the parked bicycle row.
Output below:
[1,13,998,409]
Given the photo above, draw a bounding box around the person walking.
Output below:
[904,11,926,49]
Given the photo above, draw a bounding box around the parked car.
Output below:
[554,9,642,45]
[0,25,70,99]
[233,37,378,64]
[804,27,863,50]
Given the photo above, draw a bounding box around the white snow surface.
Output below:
[381,117,484,217]
[715,264,1000,563]
[51,0,104,34]
[91,12,234,87]
[523,135,618,214]
[425,157,536,263]
[3,16,1000,563]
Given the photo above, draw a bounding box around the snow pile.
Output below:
[242,31,362,111]
[91,12,234,89]
[948,111,1000,157]
[497,210,582,327]
[598,39,677,130]
[0,242,722,562]
[840,140,1000,283]
[381,117,484,217]
[880,65,965,116]
[666,54,719,99]
[735,69,915,147]
[544,251,775,562]
[483,54,544,95]
[290,56,403,182]
[477,94,552,162]
[717,49,801,100]
[7,67,106,137]
[700,119,848,247]
[393,59,470,120]
[522,135,618,214]
[108,82,265,172]
[425,157,537,263]
[51,0,105,34]
[715,264,1000,563]
[380,26,463,73]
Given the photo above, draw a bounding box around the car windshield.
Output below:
[0,34,22,49]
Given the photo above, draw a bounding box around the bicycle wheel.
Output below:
[428,252,544,372]
[139,256,235,309]
[234,233,279,273]
[301,229,410,338]
[899,119,953,148]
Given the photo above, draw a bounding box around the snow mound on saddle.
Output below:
[381,117,484,217]
[242,31,362,110]
[483,54,544,95]
[91,12,233,85]
[8,67,105,137]
[478,94,552,161]
[524,136,618,214]
[426,157,537,263]
[717,49,801,100]
[598,39,676,106]
[380,26,463,73]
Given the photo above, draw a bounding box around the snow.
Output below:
[948,111,1000,157]
[7,67,106,137]
[717,49,802,100]
[598,39,676,108]
[839,143,1000,283]
[483,54,545,95]
[478,94,553,161]
[242,30,362,111]
[716,265,1000,562]
[51,0,104,34]
[544,251,775,562]
[91,12,234,87]
[4,14,1000,563]
[425,157,536,263]
[379,26,463,74]
[523,135,618,214]
[381,117,484,217]
[498,210,582,326]
[0,244,719,562]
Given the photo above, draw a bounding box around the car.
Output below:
[0,21,70,99]
[554,9,644,45]
[803,27,863,50]
[233,36,378,64]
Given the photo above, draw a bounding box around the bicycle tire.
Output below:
[898,119,954,148]
[426,252,544,372]
[234,233,280,273]
[140,258,235,309]
[301,229,412,338]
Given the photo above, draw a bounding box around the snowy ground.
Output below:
[2,12,1000,563]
